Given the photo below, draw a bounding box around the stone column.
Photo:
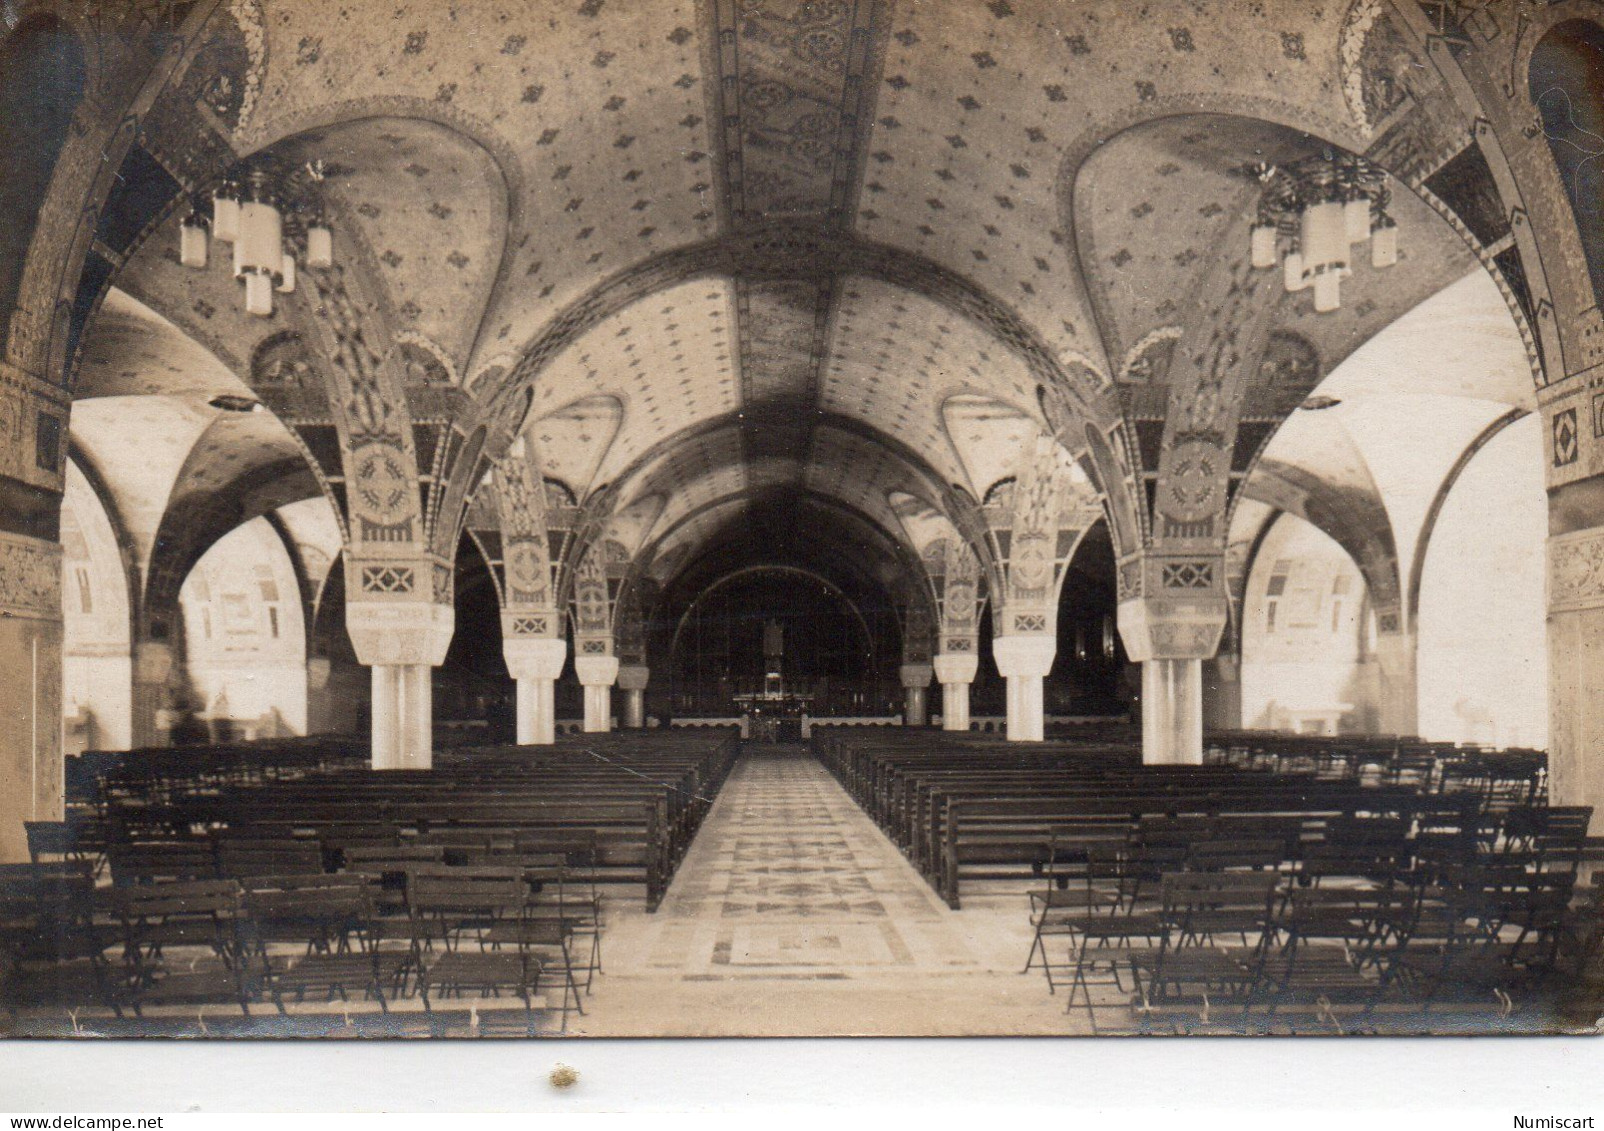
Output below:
[346,600,454,770]
[1203,653,1243,731]
[1119,597,1228,766]
[993,635,1056,742]
[0,532,64,862]
[574,654,620,734]
[617,663,650,729]
[899,662,933,727]
[503,636,567,745]
[1371,630,1419,738]
[933,652,978,732]
[1141,658,1204,765]
[1548,524,1604,829]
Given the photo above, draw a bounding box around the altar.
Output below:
[732,689,813,742]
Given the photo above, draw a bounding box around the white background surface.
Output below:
[3,1035,1601,1114]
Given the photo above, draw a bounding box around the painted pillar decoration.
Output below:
[571,539,624,733]
[293,261,454,770]
[1119,242,1284,764]
[611,567,657,730]
[988,435,1103,742]
[490,442,569,746]
[899,598,935,727]
[932,539,985,732]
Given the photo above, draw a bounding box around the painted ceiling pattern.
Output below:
[76,0,1539,620]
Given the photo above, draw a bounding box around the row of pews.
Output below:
[815,728,1603,1033]
[4,728,740,1035]
[815,728,1451,908]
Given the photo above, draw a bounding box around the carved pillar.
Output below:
[346,599,453,770]
[574,653,619,734]
[1548,524,1604,828]
[1119,596,1228,765]
[993,635,1056,742]
[0,531,63,862]
[617,663,649,729]
[899,662,932,727]
[503,635,567,746]
[933,652,978,732]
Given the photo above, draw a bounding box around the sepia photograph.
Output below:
[0,0,1603,1069]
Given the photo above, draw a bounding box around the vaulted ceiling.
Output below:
[74,0,1533,621]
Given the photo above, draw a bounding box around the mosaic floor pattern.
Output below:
[574,747,1085,1036]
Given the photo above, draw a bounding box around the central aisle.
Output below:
[575,746,1081,1036]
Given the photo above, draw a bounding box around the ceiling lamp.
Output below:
[1244,152,1397,314]
[178,158,333,318]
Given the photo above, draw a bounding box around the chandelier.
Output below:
[1244,152,1397,313]
[177,158,334,318]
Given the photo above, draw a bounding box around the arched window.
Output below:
[1530,20,1604,306]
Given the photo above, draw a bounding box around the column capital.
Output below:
[899,662,933,690]
[574,654,620,688]
[346,600,454,667]
[992,633,1056,679]
[1116,597,1228,662]
[503,636,567,681]
[616,663,650,692]
[933,651,979,685]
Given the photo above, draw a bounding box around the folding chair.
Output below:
[112,879,252,1019]
[1254,886,1414,1034]
[406,867,553,1035]
[240,874,392,1014]
[1061,846,1177,1029]
[25,819,106,878]
[1024,838,1123,991]
[492,851,603,993]
[1123,872,1282,1034]
[0,864,124,1021]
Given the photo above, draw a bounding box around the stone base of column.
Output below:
[575,655,620,734]
[371,663,434,769]
[617,664,650,729]
[933,653,978,732]
[1141,658,1203,765]
[993,635,1056,742]
[505,637,567,746]
[348,601,453,771]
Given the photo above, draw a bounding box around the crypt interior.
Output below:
[1,0,1603,1037]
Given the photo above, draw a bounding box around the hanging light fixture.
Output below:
[177,158,335,317]
[1243,152,1397,314]
[178,206,209,268]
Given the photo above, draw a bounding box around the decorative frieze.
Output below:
[1550,525,1604,614]
[0,531,62,620]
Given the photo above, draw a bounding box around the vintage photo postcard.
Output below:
[0,0,1600,1045]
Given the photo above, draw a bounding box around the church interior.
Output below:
[1,0,1603,1038]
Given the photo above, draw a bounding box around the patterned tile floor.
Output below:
[574,748,1087,1036]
